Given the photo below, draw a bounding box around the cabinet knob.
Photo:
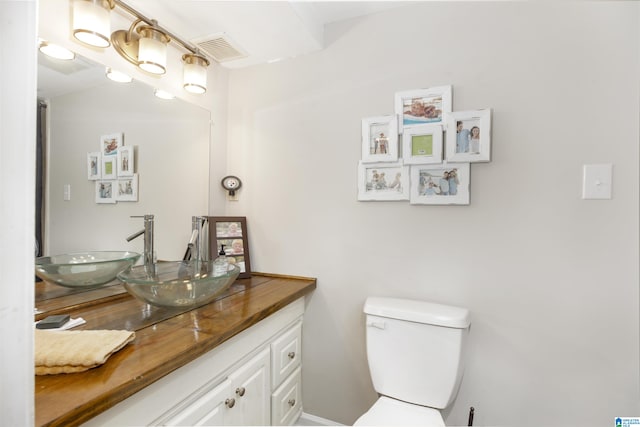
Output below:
[225,398,236,408]
[288,399,296,407]
[235,387,246,397]
[288,351,296,360]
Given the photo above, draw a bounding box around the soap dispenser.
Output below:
[213,244,228,277]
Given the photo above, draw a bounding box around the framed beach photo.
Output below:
[100,132,123,157]
[102,155,117,179]
[117,146,134,177]
[95,180,116,204]
[87,152,101,180]
[357,161,410,201]
[395,85,452,133]
[116,174,138,202]
[445,109,492,163]
[207,216,252,279]
[410,163,470,205]
[361,115,398,163]
[402,124,443,165]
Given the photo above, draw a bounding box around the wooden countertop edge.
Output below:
[39,276,317,427]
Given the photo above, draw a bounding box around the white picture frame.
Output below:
[95,180,116,204]
[116,174,138,202]
[361,115,398,163]
[445,109,492,163]
[102,155,117,180]
[395,85,452,133]
[410,163,470,205]
[401,124,443,165]
[357,161,410,201]
[100,132,123,157]
[87,152,101,180]
[117,146,134,177]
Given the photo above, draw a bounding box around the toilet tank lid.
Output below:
[364,297,470,328]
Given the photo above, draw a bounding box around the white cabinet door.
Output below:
[228,347,271,426]
[161,378,232,426]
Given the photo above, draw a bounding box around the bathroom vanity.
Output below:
[34,273,316,427]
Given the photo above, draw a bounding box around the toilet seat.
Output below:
[353,396,445,426]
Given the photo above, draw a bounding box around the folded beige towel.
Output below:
[35,329,135,375]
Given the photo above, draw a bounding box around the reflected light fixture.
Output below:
[105,67,133,83]
[154,89,175,100]
[39,40,75,60]
[72,0,114,48]
[182,53,210,94]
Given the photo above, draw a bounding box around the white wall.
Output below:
[0,1,36,425]
[46,82,210,260]
[225,2,639,426]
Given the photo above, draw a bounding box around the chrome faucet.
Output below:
[126,214,155,275]
[189,216,206,263]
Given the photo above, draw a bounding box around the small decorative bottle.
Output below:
[213,244,228,277]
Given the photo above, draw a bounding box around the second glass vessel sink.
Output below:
[35,251,141,288]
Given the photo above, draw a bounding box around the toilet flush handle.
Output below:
[367,321,386,330]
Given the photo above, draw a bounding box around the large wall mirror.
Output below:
[38,50,211,262]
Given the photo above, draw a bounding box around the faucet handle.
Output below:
[130,214,154,220]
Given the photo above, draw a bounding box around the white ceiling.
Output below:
[122,1,406,68]
[37,1,406,98]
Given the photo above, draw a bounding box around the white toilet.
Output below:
[354,297,471,426]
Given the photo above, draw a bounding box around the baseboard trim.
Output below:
[298,412,345,426]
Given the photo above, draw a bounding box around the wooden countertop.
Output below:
[35,273,316,427]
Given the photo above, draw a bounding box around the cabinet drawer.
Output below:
[271,366,302,426]
[271,321,302,388]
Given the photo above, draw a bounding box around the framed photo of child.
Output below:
[409,163,470,205]
[117,146,134,177]
[394,85,452,133]
[361,115,398,163]
[207,216,252,278]
[87,152,101,180]
[445,109,492,163]
[401,124,443,165]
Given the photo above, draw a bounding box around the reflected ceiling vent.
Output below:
[192,33,247,63]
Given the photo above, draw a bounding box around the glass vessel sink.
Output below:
[118,261,240,309]
[35,251,142,288]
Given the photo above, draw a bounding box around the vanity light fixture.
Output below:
[72,0,212,93]
[39,40,76,60]
[136,24,170,75]
[72,0,115,48]
[105,67,132,83]
[111,19,170,76]
[182,53,210,94]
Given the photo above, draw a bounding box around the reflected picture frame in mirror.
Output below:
[207,216,252,279]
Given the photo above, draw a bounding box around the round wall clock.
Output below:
[221,175,242,196]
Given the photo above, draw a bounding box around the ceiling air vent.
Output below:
[192,33,247,63]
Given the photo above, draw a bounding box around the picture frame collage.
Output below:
[88,132,139,204]
[358,85,492,205]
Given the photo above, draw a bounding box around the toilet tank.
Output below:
[364,297,470,409]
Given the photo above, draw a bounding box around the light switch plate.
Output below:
[582,164,612,199]
[63,184,71,201]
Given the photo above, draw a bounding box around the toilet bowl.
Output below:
[355,297,470,426]
[354,396,444,426]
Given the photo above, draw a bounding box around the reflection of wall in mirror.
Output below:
[45,77,210,260]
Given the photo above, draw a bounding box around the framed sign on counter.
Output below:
[207,216,252,278]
